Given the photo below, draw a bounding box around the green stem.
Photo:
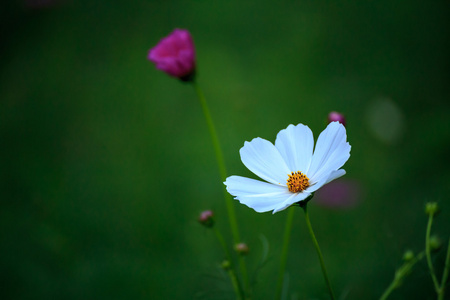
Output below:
[438,239,450,300]
[379,280,396,300]
[379,252,424,300]
[192,81,249,295]
[213,227,244,300]
[227,268,243,300]
[301,204,335,300]
[425,212,440,293]
[213,227,233,266]
[276,207,296,300]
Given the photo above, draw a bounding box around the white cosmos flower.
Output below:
[224,122,351,214]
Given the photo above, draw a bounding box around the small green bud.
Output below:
[402,250,415,261]
[234,243,249,255]
[198,210,214,228]
[425,202,439,216]
[429,235,442,252]
[221,260,231,270]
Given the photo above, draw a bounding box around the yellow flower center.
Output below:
[287,171,310,193]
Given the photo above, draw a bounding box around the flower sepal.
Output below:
[179,70,196,83]
[298,192,315,208]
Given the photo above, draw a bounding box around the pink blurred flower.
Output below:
[148,29,196,80]
[328,111,346,127]
[314,179,361,209]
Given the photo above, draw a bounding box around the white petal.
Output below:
[311,142,350,183]
[272,191,312,214]
[307,122,351,183]
[225,175,288,196]
[236,193,294,213]
[306,169,346,193]
[224,176,293,213]
[275,124,314,173]
[324,169,346,185]
[240,138,291,185]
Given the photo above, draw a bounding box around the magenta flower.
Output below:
[148,29,196,80]
[328,111,346,127]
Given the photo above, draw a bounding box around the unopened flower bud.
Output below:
[221,260,231,270]
[425,202,439,216]
[402,250,414,261]
[148,29,196,81]
[328,111,346,126]
[198,210,214,228]
[234,243,249,255]
[429,235,442,252]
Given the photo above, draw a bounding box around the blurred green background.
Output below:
[1,0,449,299]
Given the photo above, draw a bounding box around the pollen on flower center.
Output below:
[287,171,310,193]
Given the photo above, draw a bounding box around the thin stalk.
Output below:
[227,268,243,300]
[379,280,396,300]
[301,204,335,300]
[192,81,249,294]
[438,239,450,300]
[276,207,296,300]
[214,228,244,300]
[425,212,440,293]
[379,251,424,300]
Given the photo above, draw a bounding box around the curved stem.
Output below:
[379,251,424,300]
[438,239,450,300]
[379,280,396,300]
[425,212,440,293]
[301,204,335,300]
[213,228,244,300]
[276,207,296,300]
[227,268,243,300]
[192,81,249,295]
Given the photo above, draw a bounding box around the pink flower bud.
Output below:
[198,210,214,228]
[328,111,346,126]
[234,243,249,255]
[148,29,196,81]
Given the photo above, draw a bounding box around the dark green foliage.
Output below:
[0,0,449,299]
